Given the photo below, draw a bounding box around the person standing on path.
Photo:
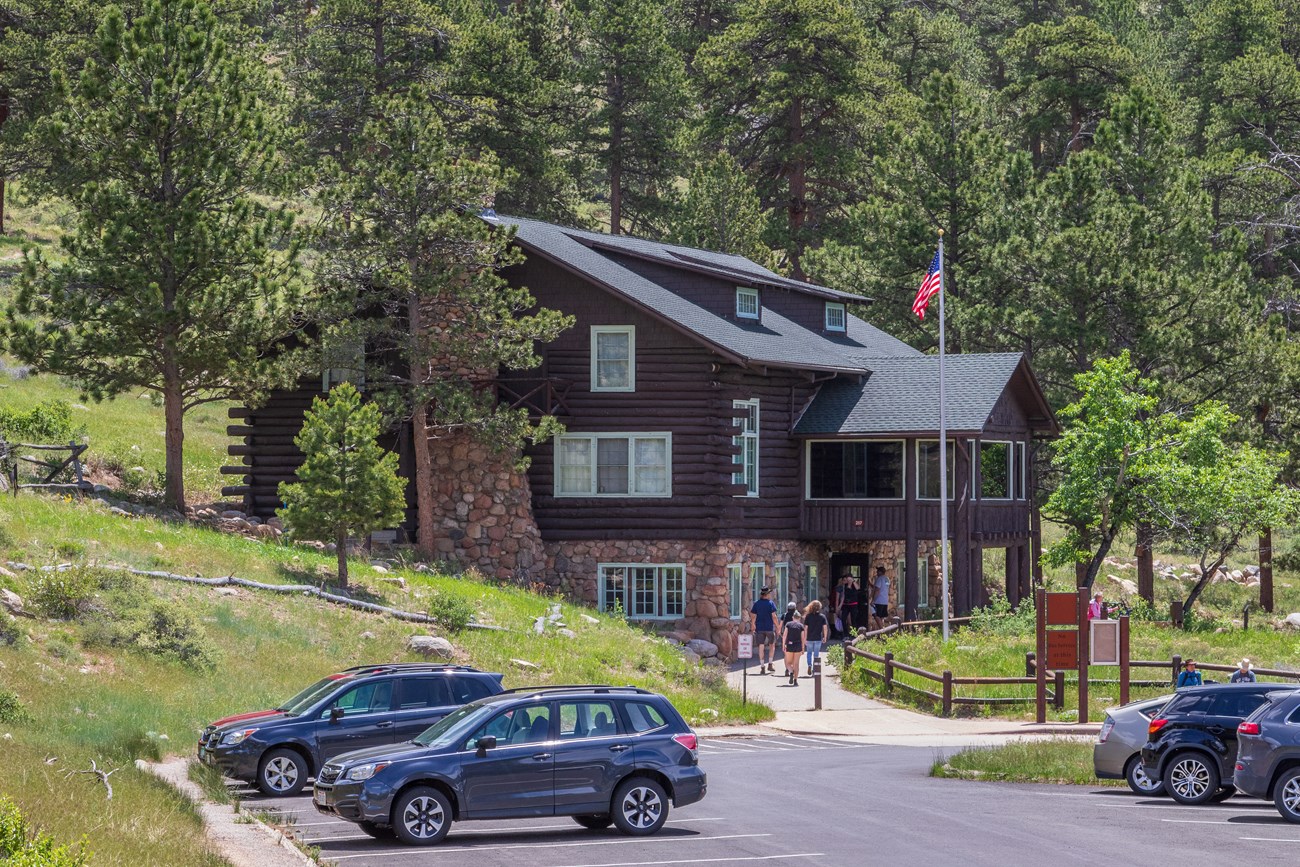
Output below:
[781,610,806,685]
[839,574,859,636]
[779,602,798,676]
[803,600,828,673]
[750,587,779,674]
[869,566,890,630]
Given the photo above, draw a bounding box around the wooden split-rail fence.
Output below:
[0,439,92,495]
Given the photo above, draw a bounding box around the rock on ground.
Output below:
[686,638,719,658]
[406,635,454,659]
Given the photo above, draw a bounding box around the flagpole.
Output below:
[937,230,950,643]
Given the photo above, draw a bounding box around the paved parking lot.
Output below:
[235,736,1300,865]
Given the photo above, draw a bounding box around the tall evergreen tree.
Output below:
[5,0,302,509]
[671,150,773,263]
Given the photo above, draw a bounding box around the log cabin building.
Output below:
[224,214,1058,656]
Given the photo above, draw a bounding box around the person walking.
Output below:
[869,566,890,630]
[839,574,859,636]
[803,600,828,673]
[1087,591,1108,620]
[781,609,806,685]
[1176,659,1203,688]
[779,602,798,676]
[1231,658,1257,683]
[750,587,779,674]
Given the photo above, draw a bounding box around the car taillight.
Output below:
[672,733,698,752]
[1239,721,1260,736]
[1149,718,1169,737]
[1098,717,1114,743]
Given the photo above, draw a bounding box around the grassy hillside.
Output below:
[0,494,765,865]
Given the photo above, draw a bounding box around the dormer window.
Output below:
[825,302,846,332]
[736,287,760,320]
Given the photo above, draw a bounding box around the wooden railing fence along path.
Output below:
[0,439,91,496]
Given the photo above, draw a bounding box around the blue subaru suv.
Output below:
[312,685,707,844]
[199,663,504,796]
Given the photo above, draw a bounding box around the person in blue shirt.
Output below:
[1176,659,1203,688]
[749,587,779,674]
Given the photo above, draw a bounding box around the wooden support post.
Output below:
[1005,546,1018,606]
[1077,587,1089,724]
[1054,669,1065,710]
[884,651,894,691]
[1025,651,1036,679]
[941,670,953,717]
[1035,588,1047,724]
[1119,615,1130,706]
[1171,654,1182,686]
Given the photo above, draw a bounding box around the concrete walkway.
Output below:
[698,652,1098,747]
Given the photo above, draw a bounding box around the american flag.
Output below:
[912,248,942,319]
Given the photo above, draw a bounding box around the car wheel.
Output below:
[358,820,394,839]
[1274,768,1300,823]
[1124,756,1165,796]
[1164,752,1220,805]
[257,748,308,797]
[573,814,613,830]
[392,786,452,846]
[612,778,669,836]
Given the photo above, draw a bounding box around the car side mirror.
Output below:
[475,735,497,757]
[329,706,344,724]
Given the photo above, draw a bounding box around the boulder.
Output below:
[557,628,576,638]
[1107,575,1139,596]
[220,510,245,520]
[686,638,719,658]
[215,587,239,597]
[406,635,454,659]
[1284,613,1300,630]
[579,613,599,625]
[1231,569,1244,582]
[0,589,26,617]
[681,648,701,665]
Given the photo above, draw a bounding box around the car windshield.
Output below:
[278,676,348,716]
[412,703,494,748]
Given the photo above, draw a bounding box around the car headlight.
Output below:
[220,728,258,746]
[346,762,391,781]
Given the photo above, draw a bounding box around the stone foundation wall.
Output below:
[426,430,544,583]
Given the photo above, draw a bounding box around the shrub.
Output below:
[84,598,215,669]
[968,595,1037,637]
[0,797,90,865]
[426,592,475,632]
[0,688,31,724]
[26,567,100,619]
[0,612,21,646]
[0,399,85,445]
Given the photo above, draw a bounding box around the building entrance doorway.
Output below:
[829,553,873,639]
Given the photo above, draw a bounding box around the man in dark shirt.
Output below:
[749,587,779,674]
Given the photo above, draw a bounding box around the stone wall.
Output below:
[426,430,545,583]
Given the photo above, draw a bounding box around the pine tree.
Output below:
[672,150,772,264]
[314,90,571,556]
[4,0,302,509]
[278,383,406,588]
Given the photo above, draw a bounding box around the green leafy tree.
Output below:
[5,0,302,509]
[278,383,406,588]
[315,90,571,556]
[671,150,772,263]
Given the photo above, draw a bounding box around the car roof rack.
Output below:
[500,685,656,697]
[334,663,483,676]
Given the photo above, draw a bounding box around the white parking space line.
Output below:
[325,832,773,861]
[545,855,825,867]
[1100,801,1275,812]
[1240,837,1300,843]
[297,816,728,841]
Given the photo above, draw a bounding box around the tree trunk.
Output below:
[336,528,349,588]
[408,291,437,557]
[609,70,623,235]
[1069,98,1083,152]
[1183,554,1227,624]
[1260,528,1274,613]
[1082,526,1118,591]
[0,93,9,235]
[1135,522,1154,603]
[787,93,806,280]
[162,369,186,510]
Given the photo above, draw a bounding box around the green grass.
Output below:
[931,739,1113,786]
[0,492,768,865]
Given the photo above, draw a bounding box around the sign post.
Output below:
[737,633,753,706]
[1037,590,1081,724]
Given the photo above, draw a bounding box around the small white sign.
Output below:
[1090,619,1121,666]
[737,633,753,660]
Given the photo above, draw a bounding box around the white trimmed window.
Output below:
[803,562,819,600]
[727,564,743,619]
[556,433,670,497]
[736,287,760,320]
[748,563,766,606]
[591,326,635,392]
[916,439,956,500]
[979,440,1013,500]
[825,302,846,332]
[322,335,365,392]
[774,562,790,607]
[598,564,685,620]
[897,557,929,608]
[732,398,759,496]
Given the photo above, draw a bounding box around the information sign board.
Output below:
[737,633,753,660]
[1090,619,1120,665]
[1045,592,1079,626]
[1046,629,1078,669]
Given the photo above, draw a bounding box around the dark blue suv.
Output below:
[199,664,504,796]
[312,685,707,844]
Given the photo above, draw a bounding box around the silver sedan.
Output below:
[1094,695,1172,795]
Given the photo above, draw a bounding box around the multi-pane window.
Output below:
[736,287,760,319]
[727,564,743,619]
[732,399,759,496]
[555,434,670,497]
[803,562,819,602]
[591,326,635,392]
[774,562,790,607]
[896,557,929,608]
[980,441,1012,499]
[749,563,766,606]
[917,440,956,500]
[808,441,904,499]
[321,335,365,392]
[825,303,846,332]
[598,564,685,620]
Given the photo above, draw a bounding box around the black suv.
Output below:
[199,664,504,796]
[1141,683,1298,804]
[312,685,707,845]
[1232,689,1300,821]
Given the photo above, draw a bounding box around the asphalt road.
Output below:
[238,735,1300,866]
